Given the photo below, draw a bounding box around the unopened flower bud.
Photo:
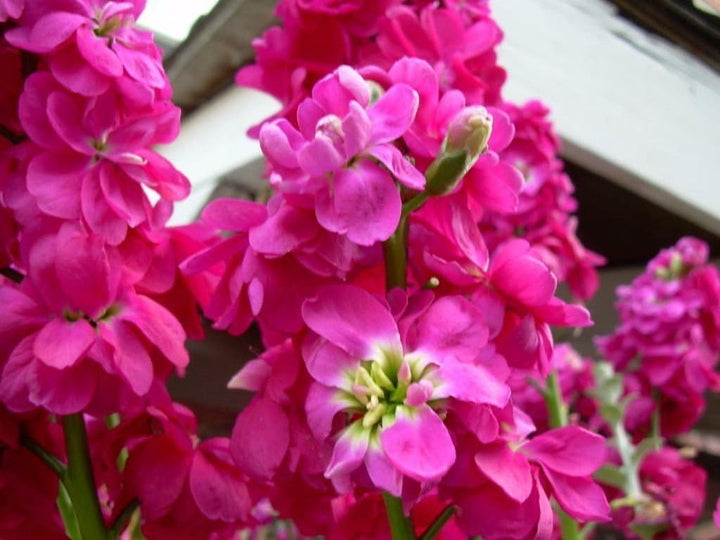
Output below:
[425,106,493,196]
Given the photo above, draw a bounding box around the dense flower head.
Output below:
[596,237,720,437]
[0,223,188,415]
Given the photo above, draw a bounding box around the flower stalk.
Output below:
[62,414,109,540]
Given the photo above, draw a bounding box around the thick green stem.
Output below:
[383,215,409,290]
[612,422,643,499]
[544,371,581,540]
[383,493,415,540]
[62,414,108,540]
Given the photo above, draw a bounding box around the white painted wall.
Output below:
[493,0,720,234]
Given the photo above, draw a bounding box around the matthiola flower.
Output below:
[19,73,187,243]
[596,237,720,437]
[368,4,505,105]
[300,285,510,500]
[447,424,610,539]
[0,223,188,414]
[6,0,167,97]
[260,63,424,245]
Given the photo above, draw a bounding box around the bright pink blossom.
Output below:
[6,0,167,98]
[0,224,188,415]
[300,285,509,500]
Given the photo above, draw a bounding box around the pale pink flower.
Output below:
[299,285,509,499]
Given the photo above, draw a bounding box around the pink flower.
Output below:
[300,285,509,499]
[448,425,610,539]
[260,64,424,245]
[0,223,188,415]
[6,0,167,97]
[368,4,505,105]
[19,73,187,243]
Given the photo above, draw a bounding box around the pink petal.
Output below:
[302,336,359,388]
[486,107,515,152]
[76,26,123,77]
[0,336,38,412]
[125,435,191,520]
[230,397,289,481]
[115,44,166,88]
[388,57,440,127]
[521,426,606,477]
[6,12,84,52]
[327,161,401,245]
[381,405,455,482]
[305,382,353,441]
[100,321,152,395]
[55,224,117,316]
[301,284,400,358]
[410,296,489,360]
[81,173,128,245]
[368,83,418,144]
[249,202,317,256]
[18,73,66,151]
[434,358,510,407]
[33,318,96,369]
[26,152,86,219]
[473,442,532,502]
[325,421,370,491]
[49,45,111,96]
[341,101,371,157]
[99,162,148,227]
[46,91,93,154]
[297,136,345,176]
[365,442,403,497]
[190,438,252,522]
[123,295,189,372]
[33,360,99,415]
[490,240,557,307]
[227,358,270,391]
[260,120,302,169]
[201,198,267,232]
[542,470,611,523]
[367,143,425,190]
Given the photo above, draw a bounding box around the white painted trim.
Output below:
[493,0,720,234]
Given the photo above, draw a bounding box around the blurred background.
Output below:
[136,1,720,536]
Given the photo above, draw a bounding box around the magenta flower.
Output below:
[6,0,166,96]
[260,64,424,245]
[0,224,188,414]
[300,285,509,498]
[19,73,187,243]
[0,0,22,22]
[449,425,610,538]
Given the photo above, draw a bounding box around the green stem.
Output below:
[62,414,108,540]
[612,422,643,499]
[419,504,455,540]
[20,435,67,479]
[544,370,581,540]
[58,481,82,540]
[383,493,416,540]
[383,215,409,290]
[401,192,429,216]
[543,370,567,429]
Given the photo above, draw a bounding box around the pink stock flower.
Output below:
[277,0,401,38]
[447,425,610,539]
[0,223,188,415]
[597,237,720,437]
[18,73,186,244]
[260,63,424,245]
[299,285,510,500]
[632,447,707,538]
[367,4,506,105]
[6,0,167,97]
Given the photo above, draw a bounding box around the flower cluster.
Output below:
[597,237,720,437]
[0,2,254,537]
